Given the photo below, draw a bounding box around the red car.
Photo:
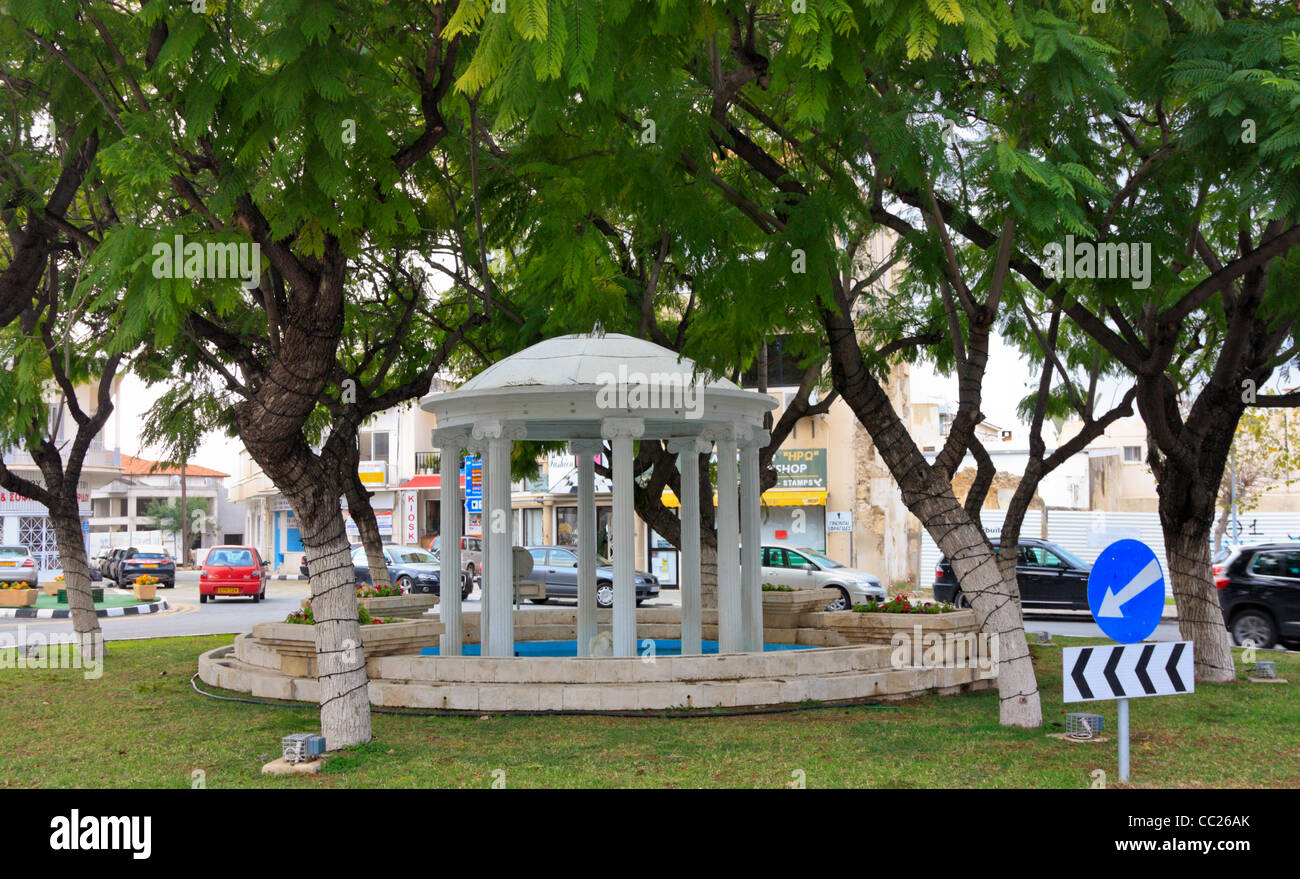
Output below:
[199,545,269,603]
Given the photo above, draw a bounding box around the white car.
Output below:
[0,546,38,585]
[761,545,887,611]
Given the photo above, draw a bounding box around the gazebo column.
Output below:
[667,437,708,655]
[601,418,644,657]
[473,419,525,657]
[572,439,603,656]
[466,436,489,650]
[708,425,744,654]
[433,428,469,656]
[740,429,769,653]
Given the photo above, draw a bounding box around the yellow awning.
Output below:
[762,489,828,506]
[660,489,827,508]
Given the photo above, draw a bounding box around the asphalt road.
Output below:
[0,571,483,647]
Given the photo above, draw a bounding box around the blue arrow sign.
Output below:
[1087,539,1166,643]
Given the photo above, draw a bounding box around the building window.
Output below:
[1123,445,1142,463]
[360,430,390,464]
[939,413,951,436]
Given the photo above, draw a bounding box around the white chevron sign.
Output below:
[1063,642,1195,703]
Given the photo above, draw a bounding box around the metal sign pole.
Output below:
[1117,698,1130,782]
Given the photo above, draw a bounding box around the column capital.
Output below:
[570,439,605,456]
[701,423,748,445]
[600,417,645,440]
[431,427,471,448]
[472,419,526,442]
[741,428,771,450]
[665,436,710,455]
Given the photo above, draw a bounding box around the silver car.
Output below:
[0,546,38,585]
[760,545,887,611]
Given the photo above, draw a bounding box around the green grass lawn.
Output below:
[0,635,1296,788]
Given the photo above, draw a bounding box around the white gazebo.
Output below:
[421,333,776,659]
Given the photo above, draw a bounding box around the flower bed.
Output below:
[852,594,957,615]
[0,581,38,607]
[252,606,444,678]
[801,596,978,646]
[353,582,437,619]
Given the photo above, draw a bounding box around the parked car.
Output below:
[460,535,483,582]
[91,548,114,577]
[299,543,362,579]
[102,547,126,583]
[0,546,38,586]
[199,545,269,603]
[761,545,887,611]
[933,538,1092,610]
[1216,542,1300,649]
[351,544,472,600]
[115,545,177,588]
[524,545,660,607]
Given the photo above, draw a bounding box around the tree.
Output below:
[0,251,124,662]
[66,0,500,748]
[143,497,213,552]
[1213,408,1300,549]
[0,3,132,660]
[450,0,1150,727]
[903,3,1300,681]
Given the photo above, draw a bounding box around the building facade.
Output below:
[89,455,243,562]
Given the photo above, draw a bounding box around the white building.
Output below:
[89,455,244,562]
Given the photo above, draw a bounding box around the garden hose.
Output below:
[189,673,897,719]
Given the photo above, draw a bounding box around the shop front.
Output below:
[0,486,92,578]
[655,448,830,576]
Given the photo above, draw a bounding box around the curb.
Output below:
[0,600,170,620]
[268,575,305,581]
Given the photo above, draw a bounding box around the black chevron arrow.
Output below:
[1166,642,1186,692]
[1071,647,1094,700]
[1104,647,1124,697]
[1134,644,1157,695]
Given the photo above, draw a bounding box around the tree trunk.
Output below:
[823,307,1041,727]
[50,498,103,662]
[296,493,372,749]
[699,538,718,610]
[345,473,391,590]
[1164,516,1235,683]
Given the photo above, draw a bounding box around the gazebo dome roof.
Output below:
[422,333,774,440]
[455,333,737,393]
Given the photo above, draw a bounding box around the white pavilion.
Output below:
[421,333,777,658]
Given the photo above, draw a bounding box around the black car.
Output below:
[115,545,176,588]
[524,545,660,607]
[350,544,472,600]
[1216,542,1300,649]
[934,538,1092,610]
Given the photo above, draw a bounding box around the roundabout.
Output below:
[199,334,996,713]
